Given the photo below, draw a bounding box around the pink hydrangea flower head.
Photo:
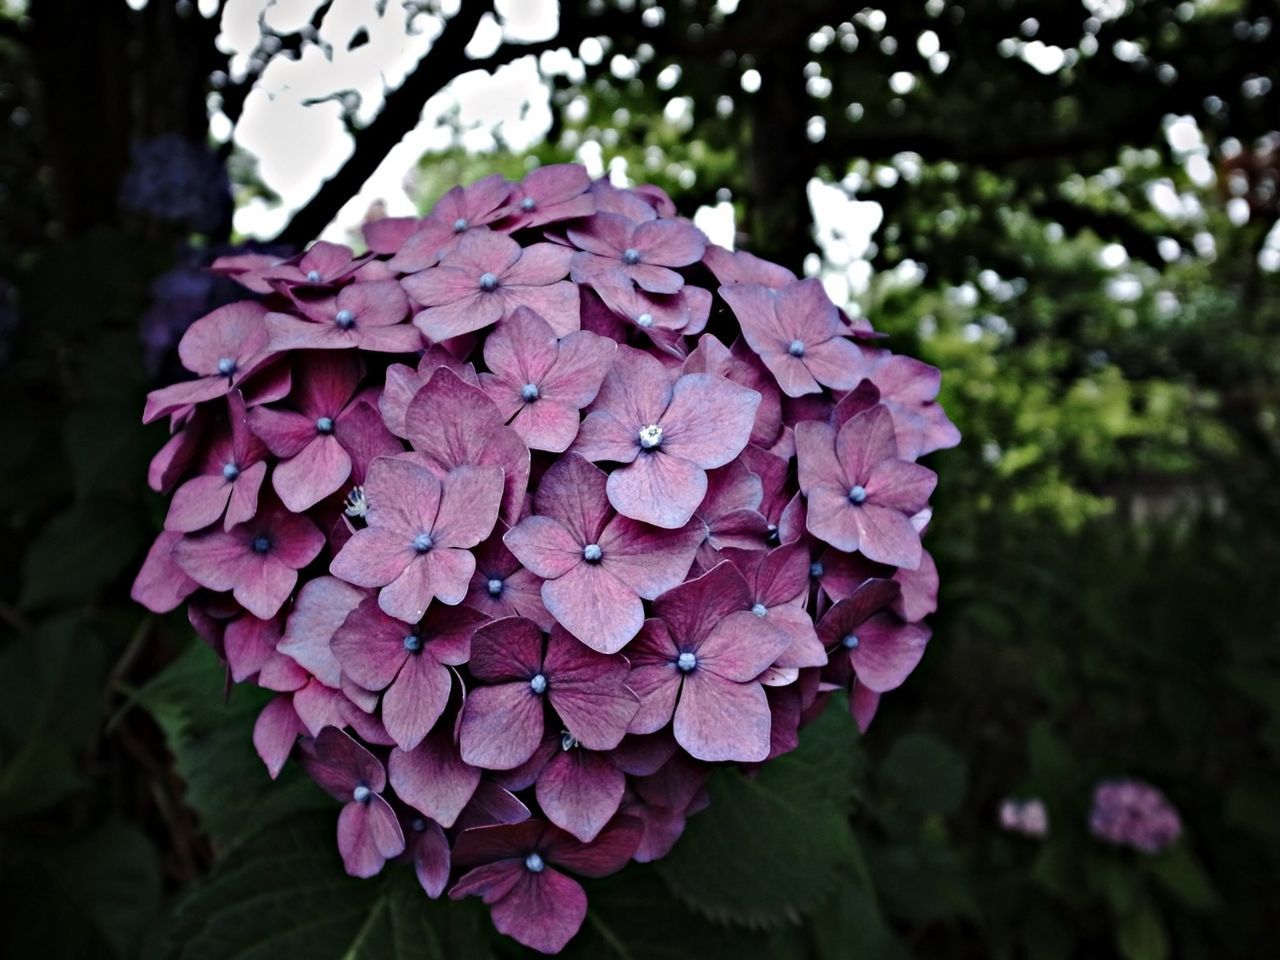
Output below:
[999,797,1049,838]
[1089,778,1183,854]
[134,164,956,956]
[576,345,761,528]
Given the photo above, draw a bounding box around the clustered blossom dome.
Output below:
[1088,778,1183,854]
[132,164,959,954]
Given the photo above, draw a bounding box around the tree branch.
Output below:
[271,1,513,245]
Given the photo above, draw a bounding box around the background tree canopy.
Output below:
[1,1,1278,957]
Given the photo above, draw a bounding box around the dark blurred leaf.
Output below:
[1147,846,1219,913]
[131,642,327,852]
[20,501,144,609]
[879,732,967,816]
[1115,899,1170,960]
[810,872,906,960]
[654,700,861,927]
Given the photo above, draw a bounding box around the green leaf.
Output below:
[1,820,160,960]
[654,699,861,927]
[20,501,145,609]
[810,872,907,960]
[131,642,327,852]
[879,732,968,816]
[1115,900,1170,960]
[1146,845,1219,913]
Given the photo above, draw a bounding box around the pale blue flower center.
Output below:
[520,196,537,211]
[752,603,768,617]
[677,652,697,673]
[788,339,806,357]
[479,271,499,291]
[222,462,240,480]
[521,383,540,401]
[411,817,427,832]
[453,218,469,232]
[766,523,779,543]
[637,312,653,328]
[217,356,236,376]
[638,423,663,449]
[583,543,603,563]
[622,248,641,265]
[525,852,545,873]
[335,309,355,329]
[560,732,578,751]
[316,416,335,434]
[403,634,423,653]
[306,269,322,282]
[353,784,371,803]
[413,533,434,553]
[842,633,860,650]
[848,485,868,504]
[252,536,271,554]
[487,578,504,597]
[344,485,367,518]
[530,673,548,695]
[810,561,825,578]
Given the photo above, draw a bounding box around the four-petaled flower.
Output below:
[331,597,485,751]
[720,278,872,398]
[626,562,791,762]
[817,578,929,695]
[404,231,578,342]
[459,618,639,770]
[248,353,401,512]
[495,163,596,231]
[298,726,405,878]
[568,212,706,294]
[329,457,503,622]
[265,279,421,354]
[478,307,615,452]
[449,817,642,955]
[172,496,324,619]
[575,345,761,528]
[504,454,700,653]
[163,392,268,532]
[795,404,937,569]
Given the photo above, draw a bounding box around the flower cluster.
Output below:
[1088,778,1183,854]
[118,133,233,234]
[132,165,958,954]
[998,797,1049,838]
